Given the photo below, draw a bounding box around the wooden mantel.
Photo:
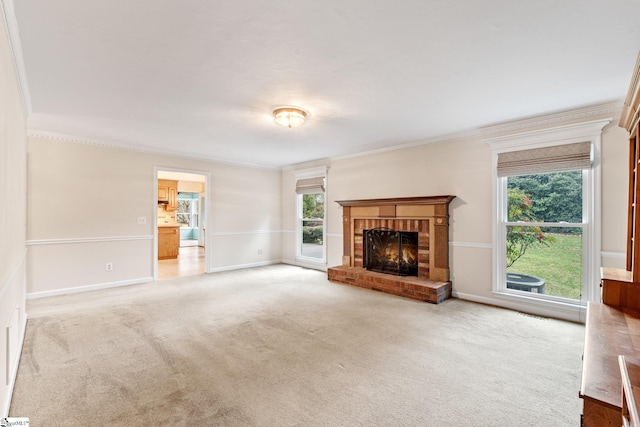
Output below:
[335,195,455,282]
[335,195,456,207]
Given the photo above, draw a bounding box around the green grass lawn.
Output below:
[506,233,582,300]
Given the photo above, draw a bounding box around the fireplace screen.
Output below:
[364,228,419,276]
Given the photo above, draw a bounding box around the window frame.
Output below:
[293,167,327,269]
[498,170,588,303]
[486,120,610,316]
[177,194,199,229]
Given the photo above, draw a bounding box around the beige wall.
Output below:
[283,112,629,319]
[27,137,282,296]
[0,7,28,416]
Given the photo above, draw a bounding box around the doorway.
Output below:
[155,168,209,280]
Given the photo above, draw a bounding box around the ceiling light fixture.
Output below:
[273,107,307,128]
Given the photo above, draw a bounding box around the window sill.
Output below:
[295,257,327,272]
[491,290,587,323]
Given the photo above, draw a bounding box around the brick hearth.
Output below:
[328,265,451,304]
[328,195,455,304]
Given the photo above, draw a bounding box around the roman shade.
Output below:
[497,141,592,177]
[295,177,325,194]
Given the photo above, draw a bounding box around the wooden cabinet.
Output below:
[158,225,179,259]
[580,53,640,426]
[158,179,178,211]
[158,185,169,202]
[619,355,640,427]
[580,303,640,426]
[167,185,178,211]
[621,52,640,280]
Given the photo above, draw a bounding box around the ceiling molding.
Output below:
[328,128,483,164]
[327,101,623,165]
[480,101,622,138]
[27,130,281,171]
[1,0,32,115]
[620,51,640,132]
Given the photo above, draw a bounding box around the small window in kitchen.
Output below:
[177,193,199,229]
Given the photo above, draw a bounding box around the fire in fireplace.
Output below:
[364,228,419,276]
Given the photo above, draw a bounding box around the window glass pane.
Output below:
[507,171,582,223]
[177,200,190,226]
[301,219,323,259]
[506,226,582,300]
[302,193,324,219]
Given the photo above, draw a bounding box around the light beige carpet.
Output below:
[10,265,585,426]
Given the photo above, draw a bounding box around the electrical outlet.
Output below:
[257,249,263,255]
[137,216,147,224]
[105,262,113,271]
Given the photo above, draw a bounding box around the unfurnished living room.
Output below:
[2,1,640,426]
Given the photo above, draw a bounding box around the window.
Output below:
[503,170,585,301]
[177,193,199,229]
[294,169,327,266]
[300,192,325,260]
[487,120,610,313]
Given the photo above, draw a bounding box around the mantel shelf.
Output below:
[335,195,455,207]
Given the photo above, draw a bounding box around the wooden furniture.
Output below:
[158,179,178,211]
[580,53,640,426]
[602,267,640,310]
[580,302,640,426]
[158,225,180,260]
[622,53,640,280]
[619,355,640,427]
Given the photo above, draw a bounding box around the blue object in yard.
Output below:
[507,273,545,293]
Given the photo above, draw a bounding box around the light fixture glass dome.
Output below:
[273,107,307,128]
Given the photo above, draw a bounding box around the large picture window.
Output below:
[503,170,585,301]
[487,119,610,315]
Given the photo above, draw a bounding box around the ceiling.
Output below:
[11,0,640,169]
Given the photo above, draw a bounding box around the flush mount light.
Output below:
[273,107,307,128]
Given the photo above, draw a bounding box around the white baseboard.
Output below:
[3,311,27,418]
[208,260,282,273]
[27,277,154,300]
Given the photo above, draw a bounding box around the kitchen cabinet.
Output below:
[158,225,179,259]
[158,179,178,211]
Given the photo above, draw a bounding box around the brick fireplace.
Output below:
[328,196,455,304]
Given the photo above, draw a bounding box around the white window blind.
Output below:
[497,141,592,177]
[296,177,325,194]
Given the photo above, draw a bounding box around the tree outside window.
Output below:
[505,171,583,300]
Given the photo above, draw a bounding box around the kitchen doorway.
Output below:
[155,168,210,280]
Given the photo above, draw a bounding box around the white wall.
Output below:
[0,3,28,416]
[283,108,629,320]
[26,136,282,296]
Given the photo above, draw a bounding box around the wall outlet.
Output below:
[137,216,147,224]
[105,262,113,271]
[257,249,263,255]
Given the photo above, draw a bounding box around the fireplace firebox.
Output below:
[364,228,419,276]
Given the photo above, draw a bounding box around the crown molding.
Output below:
[327,101,623,165]
[480,101,621,138]
[1,0,32,115]
[620,51,640,132]
[27,130,281,171]
[329,127,482,164]
[484,118,612,151]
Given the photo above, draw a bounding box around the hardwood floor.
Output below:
[158,245,205,280]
